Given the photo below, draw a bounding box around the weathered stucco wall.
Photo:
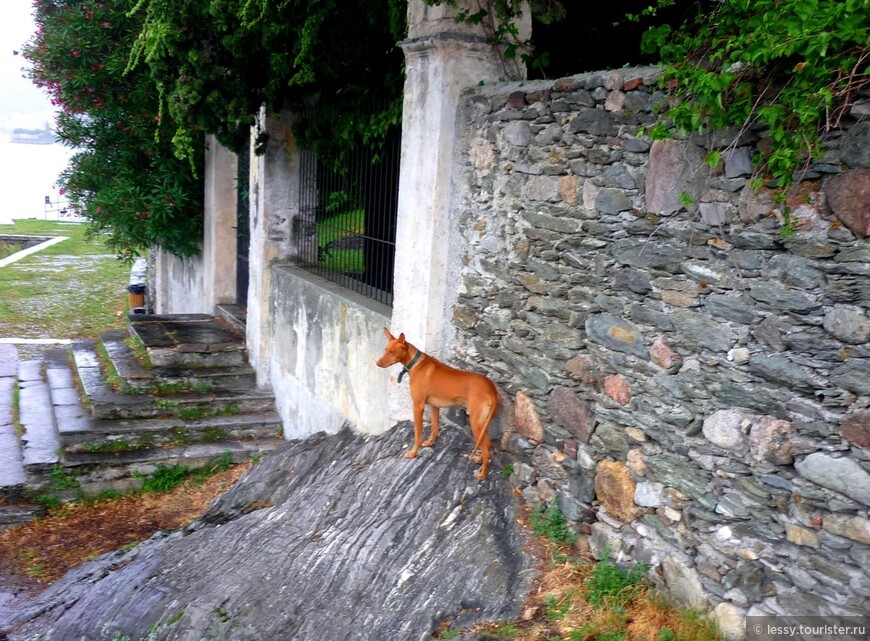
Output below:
[152,251,207,315]
[154,137,239,315]
[269,265,391,438]
[449,67,870,630]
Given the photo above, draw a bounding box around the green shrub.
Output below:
[638,0,869,199]
[529,503,575,547]
[23,0,204,259]
[141,464,190,493]
[586,547,649,610]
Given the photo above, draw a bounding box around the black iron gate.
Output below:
[295,109,400,307]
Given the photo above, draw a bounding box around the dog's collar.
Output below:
[398,351,424,383]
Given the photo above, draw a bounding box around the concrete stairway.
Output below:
[0,315,284,528]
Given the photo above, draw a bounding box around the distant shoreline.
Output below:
[8,128,58,145]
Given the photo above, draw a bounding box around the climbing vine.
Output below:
[638,0,869,195]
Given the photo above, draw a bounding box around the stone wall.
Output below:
[450,66,870,629]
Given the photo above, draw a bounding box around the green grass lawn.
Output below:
[317,209,365,274]
[0,219,129,339]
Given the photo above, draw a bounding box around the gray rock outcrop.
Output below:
[2,424,533,641]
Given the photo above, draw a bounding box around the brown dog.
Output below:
[376,328,499,480]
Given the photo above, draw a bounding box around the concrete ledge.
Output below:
[269,265,391,438]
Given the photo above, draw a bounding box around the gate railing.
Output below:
[294,107,399,307]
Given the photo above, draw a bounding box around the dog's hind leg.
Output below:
[469,404,494,480]
[422,407,440,447]
[472,426,491,480]
[469,398,497,464]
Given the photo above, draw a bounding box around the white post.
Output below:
[389,0,528,421]
[246,107,298,386]
[202,135,239,308]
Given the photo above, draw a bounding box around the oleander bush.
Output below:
[22,0,204,259]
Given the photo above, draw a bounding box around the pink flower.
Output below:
[103,21,110,28]
[59,187,66,196]
[72,50,79,57]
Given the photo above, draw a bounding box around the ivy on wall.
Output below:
[640,0,868,196]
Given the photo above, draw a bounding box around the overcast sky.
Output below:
[0,1,54,121]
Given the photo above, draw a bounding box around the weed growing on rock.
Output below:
[125,333,153,369]
[12,381,23,437]
[585,546,649,611]
[96,339,140,394]
[528,503,575,547]
[140,464,192,493]
[141,452,235,494]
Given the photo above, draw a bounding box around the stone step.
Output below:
[100,329,256,393]
[44,347,92,438]
[0,344,17,378]
[215,304,247,334]
[0,504,46,530]
[0,339,282,526]
[0,373,26,503]
[59,412,283,453]
[71,340,275,420]
[63,438,284,495]
[128,314,247,368]
[17,360,61,481]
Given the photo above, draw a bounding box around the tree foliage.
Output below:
[640,0,869,191]
[127,0,407,164]
[22,0,204,259]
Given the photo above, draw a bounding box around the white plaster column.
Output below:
[202,136,239,308]
[153,136,237,315]
[246,107,297,387]
[389,0,528,422]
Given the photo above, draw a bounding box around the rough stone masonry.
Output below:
[450,66,870,635]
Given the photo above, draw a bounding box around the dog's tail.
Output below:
[470,390,499,460]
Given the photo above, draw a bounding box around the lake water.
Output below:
[0,139,74,225]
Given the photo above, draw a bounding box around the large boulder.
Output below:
[2,425,533,641]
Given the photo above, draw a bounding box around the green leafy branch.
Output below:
[639,0,869,193]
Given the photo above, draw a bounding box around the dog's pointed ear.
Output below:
[398,333,406,345]
[383,327,395,341]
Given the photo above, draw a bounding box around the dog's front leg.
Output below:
[406,403,425,459]
[422,406,439,447]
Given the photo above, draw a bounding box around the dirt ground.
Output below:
[0,464,248,596]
